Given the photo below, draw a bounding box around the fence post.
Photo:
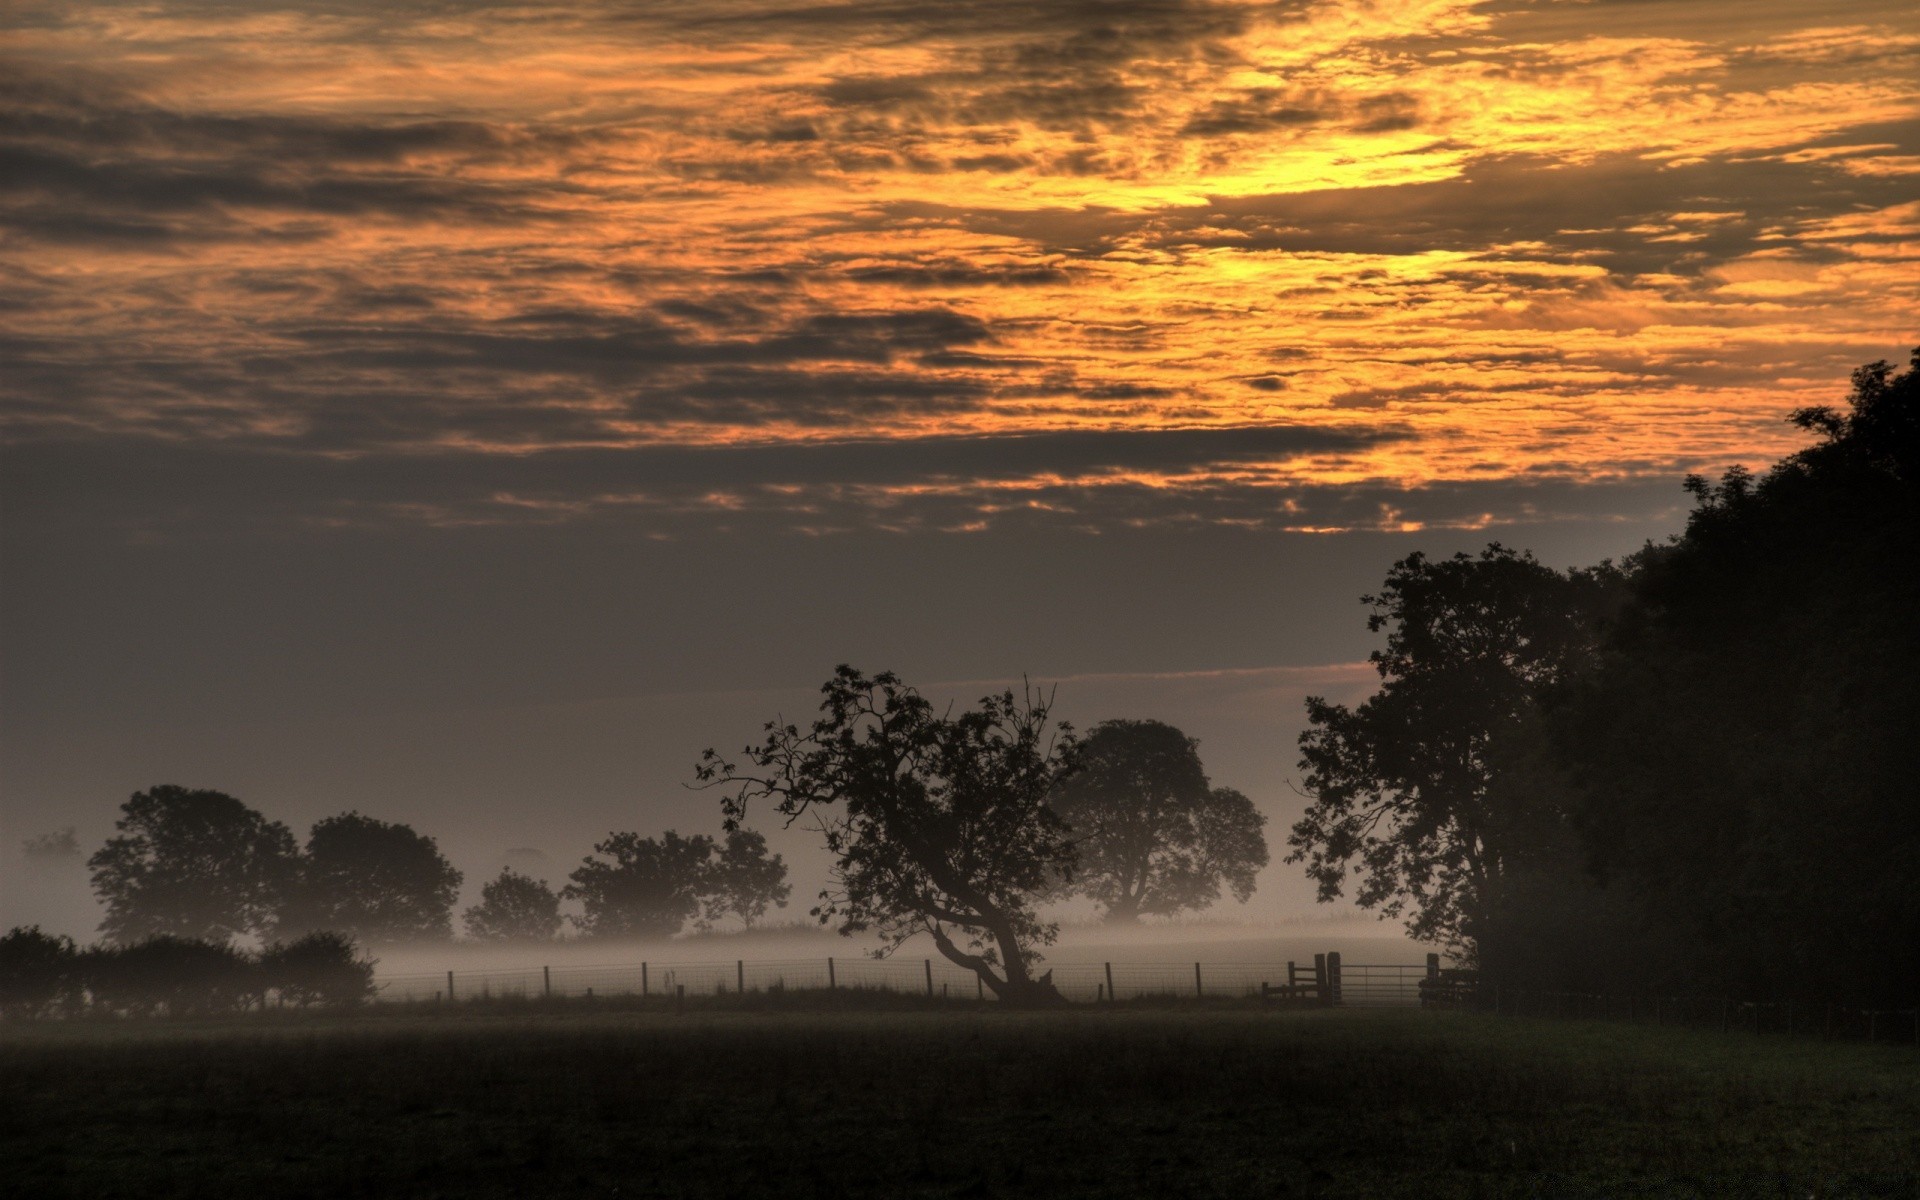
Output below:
[1105,961,1115,1003]
[642,961,649,997]
[543,965,551,999]
[925,959,934,997]
[1327,952,1342,1007]
[447,970,456,1002]
[738,960,745,996]
[1195,962,1203,998]
[1426,953,1439,982]
[977,974,984,1001]
[827,956,835,990]
[1313,954,1328,1007]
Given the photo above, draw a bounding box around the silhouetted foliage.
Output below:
[1290,546,1624,951]
[564,831,717,938]
[277,811,463,944]
[463,868,564,942]
[698,830,792,930]
[258,932,376,1008]
[0,926,80,1019]
[1316,350,1920,1009]
[88,786,298,944]
[697,666,1079,1005]
[1049,719,1267,923]
[82,936,257,1017]
[1545,349,1920,1006]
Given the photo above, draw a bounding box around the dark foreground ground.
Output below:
[3,999,1916,1199]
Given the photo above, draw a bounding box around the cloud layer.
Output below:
[3,0,1916,536]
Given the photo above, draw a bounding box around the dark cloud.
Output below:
[1,422,1416,542]
[0,79,582,242]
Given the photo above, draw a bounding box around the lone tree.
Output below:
[1050,719,1268,923]
[696,666,1080,1005]
[277,812,463,944]
[564,831,716,938]
[462,868,564,942]
[88,785,297,943]
[698,830,792,931]
[1288,546,1619,951]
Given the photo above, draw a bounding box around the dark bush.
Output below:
[82,936,256,1017]
[0,926,80,1019]
[259,931,376,1009]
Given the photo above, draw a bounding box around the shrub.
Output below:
[83,936,256,1017]
[259,931,376,1009]
[0,926,80,1019]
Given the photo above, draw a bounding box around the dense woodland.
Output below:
[1294,350,1919,1008]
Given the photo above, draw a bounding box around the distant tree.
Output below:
[463,869,564,942]
[88,785,298,944]
[564,831,716,938]
[21,828,79,861]
[1289,546,1622,951]
[0,926,80,1019]
[697,666,1080,1005]
[1049,719,1268,923]
[697,829,792,930]
[277,812,463,944]
[258,932,376,1009]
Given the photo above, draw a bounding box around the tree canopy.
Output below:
[462,869,564,942]
[1295,350,1920,1009]
[1289,546,1622,950]
[276,812,464,944]
[698,829,792,930]
[563,831,717,938]
[88,785,297,944]
[697,666,1079,1005]
[1049,719,1267,923]
[1546,349,1920,1004]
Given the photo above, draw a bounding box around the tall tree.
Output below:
[462,869,564,942]
[277,812,463,944]
[698,829,792,930]
[697,666,1080,1005]
[1289,546,1621,951]
[88,785,297,944]
[563,831,716,938]
[1049,719,1267,923]
[1556,350,1920,1005]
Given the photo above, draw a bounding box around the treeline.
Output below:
[1291,350,1920,1008]
[0,927,373,1018]
[81,787,795,948]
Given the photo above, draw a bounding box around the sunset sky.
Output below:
[4,0,1916,933]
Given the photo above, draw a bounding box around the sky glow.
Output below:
[6,0,1915,537]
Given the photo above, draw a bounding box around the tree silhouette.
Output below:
[462,868,564,942]
[1289,546,1621,950]
[564,831,715,938]
[697,666,1079,1005]
[88,785,297,944]
[1552,348,1920,1005]
[698,829,792,930]
[277,812,463,944]
[1049,719,1266,923]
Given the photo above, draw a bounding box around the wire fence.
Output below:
[373,955,1435,1006]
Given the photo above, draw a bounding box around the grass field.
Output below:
[3,1000,1916,1198]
